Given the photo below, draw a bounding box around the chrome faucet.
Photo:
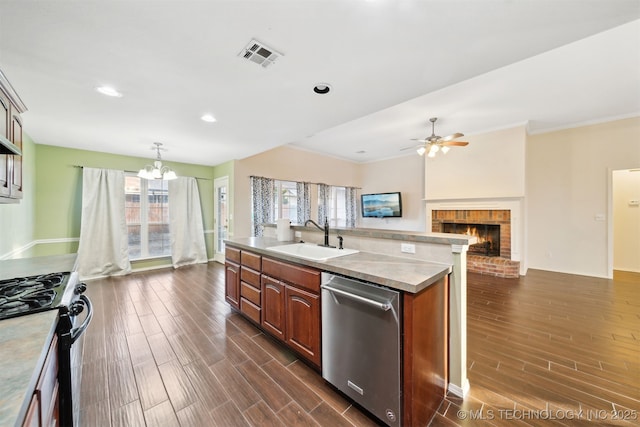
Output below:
[304,218,333,247]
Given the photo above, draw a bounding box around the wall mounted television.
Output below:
[361,192,402,218]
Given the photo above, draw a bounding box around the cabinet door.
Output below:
[285,285,320,367]
[10,113,22,198]
[261,275,286,341]
[0,95,10,197]
[225,261,240,309]
[22,394,40,427]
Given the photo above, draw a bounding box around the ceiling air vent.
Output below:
[238,39,283,68]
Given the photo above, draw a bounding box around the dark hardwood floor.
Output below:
[78,262,639,426]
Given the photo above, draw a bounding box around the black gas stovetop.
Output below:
[0,272,72,320]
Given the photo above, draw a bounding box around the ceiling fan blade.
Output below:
[400,144,423,151]
[440,132,465,142]
[441,140,469,147]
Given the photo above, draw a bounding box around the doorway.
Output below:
[611,168,640,282]
[213,176,230,263]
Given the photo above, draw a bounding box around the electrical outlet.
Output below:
[294,231,302,238]
[594,214,606,221]
[401,243,416,254]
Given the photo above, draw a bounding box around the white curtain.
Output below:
[77,168,131,278]
[168,176,208,268]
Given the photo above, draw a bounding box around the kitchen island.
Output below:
[224,236,455,426]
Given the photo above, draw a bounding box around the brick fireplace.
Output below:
[432,208,520,278]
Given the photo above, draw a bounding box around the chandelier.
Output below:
[137,142,177,180]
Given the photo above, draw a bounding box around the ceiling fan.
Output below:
[405,117,469,157]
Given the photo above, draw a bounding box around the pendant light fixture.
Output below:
[138,142,177,180]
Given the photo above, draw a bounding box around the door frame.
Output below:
[213,176,230,263]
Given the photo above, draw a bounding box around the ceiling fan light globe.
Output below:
[441,146,450,154]
[427,150,436,158]
[417,146,426,156]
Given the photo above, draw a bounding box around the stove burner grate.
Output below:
[0,272,68,319]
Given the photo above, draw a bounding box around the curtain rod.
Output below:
[73,165,212,180]
[249,175,361,189]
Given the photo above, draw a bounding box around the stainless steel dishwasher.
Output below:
[321,272,401,426]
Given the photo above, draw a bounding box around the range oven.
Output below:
[0,271,92,427]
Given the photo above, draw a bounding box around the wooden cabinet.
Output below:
[261,257,321,367]
[0,70,27,203]
[225,245,322,368]
[23,334,59,427]
[285,284,320,366]
[225,247,241,309]
[402,275,448,426]
[225,261,240,309]
[261,274,285,341]
[239,250,262,324]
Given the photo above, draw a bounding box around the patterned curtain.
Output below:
[250,176,274,237]
[317,183,330,224]
[345,186,358,228]
[296,181,311,225]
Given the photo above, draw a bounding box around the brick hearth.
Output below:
[433,209,520,278]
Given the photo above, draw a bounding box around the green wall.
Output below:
[31,144,218,264]
[0,133,36,258]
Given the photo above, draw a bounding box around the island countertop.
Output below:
[225,237,452,293]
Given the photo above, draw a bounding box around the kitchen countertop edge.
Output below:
[0,311,58,427]
[225,237,452,293]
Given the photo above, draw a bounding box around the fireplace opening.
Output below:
[443,222,500,257]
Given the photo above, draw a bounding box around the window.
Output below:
[330,186,347,227]
[125,175,171,259]
[274,180,298,222]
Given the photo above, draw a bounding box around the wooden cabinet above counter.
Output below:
[0,69,27,203]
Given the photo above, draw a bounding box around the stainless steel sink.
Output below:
[265,243,359,261]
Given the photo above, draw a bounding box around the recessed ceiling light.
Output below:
[95,85,123,97]
[313,83,332,94]
[201,114,217,123]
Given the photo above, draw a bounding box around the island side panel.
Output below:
[402,274,448,426]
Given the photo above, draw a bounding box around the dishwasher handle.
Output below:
[321,284,392,311]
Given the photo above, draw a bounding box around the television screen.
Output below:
[361,192,402,218]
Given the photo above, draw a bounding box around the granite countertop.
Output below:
[0,311,58,427]
[225,237,452,293]
[0,254,77,427]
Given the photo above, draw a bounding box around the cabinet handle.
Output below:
[321,284,391,311]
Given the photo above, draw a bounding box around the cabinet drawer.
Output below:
[240,298,261,324]
[262,258,321,293]
[241,250,262,271]
[226,246,241,263]
[241,266,261,289]
[241,281,261,306]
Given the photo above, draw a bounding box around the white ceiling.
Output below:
[0,1,639,166]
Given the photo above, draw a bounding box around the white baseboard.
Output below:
[448,379,470,398]
[0,238,79,260]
